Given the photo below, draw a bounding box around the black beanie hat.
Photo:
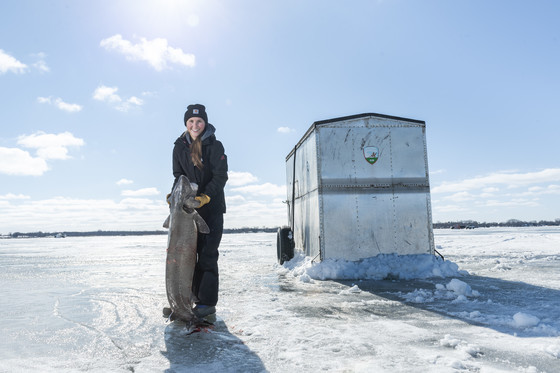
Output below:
[184,104,208,125]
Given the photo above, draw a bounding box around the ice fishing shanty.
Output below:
[277,113,435,264]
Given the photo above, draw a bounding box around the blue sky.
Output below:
[1,0,559,234]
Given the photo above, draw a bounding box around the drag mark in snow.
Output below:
[52,297,127,356]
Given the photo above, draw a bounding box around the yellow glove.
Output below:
[166,193,171,205]
[195,194,210,208]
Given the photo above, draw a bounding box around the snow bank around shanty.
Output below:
[279,246,464,282]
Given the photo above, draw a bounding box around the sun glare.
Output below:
[109,0,208,39]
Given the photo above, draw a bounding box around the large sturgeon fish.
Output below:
[163,175,209,325]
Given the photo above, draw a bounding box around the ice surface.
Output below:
[1,227,559,372]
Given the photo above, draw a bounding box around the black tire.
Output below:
[277,227,294,264]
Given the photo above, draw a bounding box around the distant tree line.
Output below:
[433,219,560,229]
[3,227,279,239]
[3,220,559,238]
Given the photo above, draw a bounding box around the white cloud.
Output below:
[33,60,49,72]
[0,174,288,232]
[117,178,134,186]
[432,204,471,214]
[17,131,85,160]
[220,173,288,227]
[230,182,286,197]
[431,169,560,222]
[37,96,82,112]
[430,169,446,176]
[117,98,144,112]
[0,49,27,74]
[100,34,195,71]
[228,171,259,186]
[528,186,543,193]
[514,185,560,197]
[55,99,82,112]
[0,193,31,200]
[0,191,286,233]
[226,195,246,204]
[277,127,296,134]
[0,131,84,175]
[93,85,121,103]
[93,85,144,112]
[432,169,560,194]
[128,96,143,105]
[119,197,159,207]
[126,96,144,107]
[31,52,49,72]
[121,188,160,197]
[36,146,72,160]
[224,172,286,227]
[0,147,49,176]
[442,192,474,202]
[0,196,170,233]
[484,199,540,208]
[224,199,286,229]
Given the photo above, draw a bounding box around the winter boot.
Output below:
[193,304,216,319]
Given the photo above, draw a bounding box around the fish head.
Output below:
[166,175,210,234]
[170,175,199,214]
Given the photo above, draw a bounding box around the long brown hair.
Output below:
[190,136,204,169]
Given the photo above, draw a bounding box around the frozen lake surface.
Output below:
[1,227,559,372]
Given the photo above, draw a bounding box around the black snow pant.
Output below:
[192,212,223,307]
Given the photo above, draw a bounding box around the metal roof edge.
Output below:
[286,112,425,160]
[313,112,425,126]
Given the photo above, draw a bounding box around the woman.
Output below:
[171,103,228,319]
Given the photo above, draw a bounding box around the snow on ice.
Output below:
[0,226,559,372]
[279,251,464,281]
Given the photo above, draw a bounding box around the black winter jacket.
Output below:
[172,123,228,217]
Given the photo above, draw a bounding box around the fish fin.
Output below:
[194,213,210,234]
[163,215,170,228]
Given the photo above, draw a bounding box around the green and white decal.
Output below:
[363,146,379,165]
